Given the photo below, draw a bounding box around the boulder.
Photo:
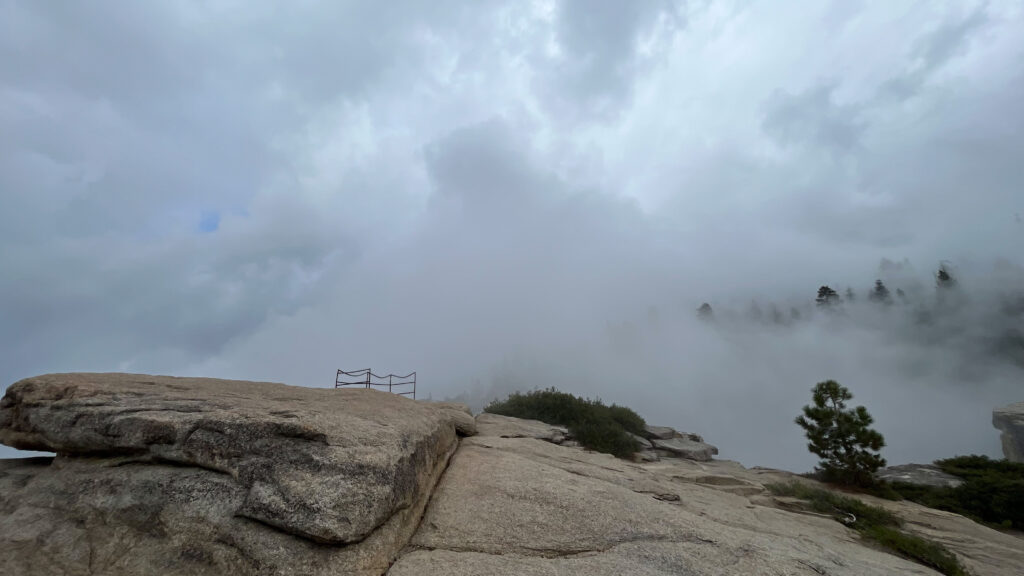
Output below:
[875,464,963,488]
[0,373,462,575]
[651,435,718,462]
[474,412,569,443]
[993,401,1024,463]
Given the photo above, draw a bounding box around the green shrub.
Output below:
[885,455,1024,530]
[485,388,646,458]
[766,482,969,576]
[605,403,647,436]
[765,481,900,530]
[862,525,969,576]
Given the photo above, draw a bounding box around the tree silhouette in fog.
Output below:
[816,286,841,308]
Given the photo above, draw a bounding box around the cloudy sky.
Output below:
[2,0,1023,468]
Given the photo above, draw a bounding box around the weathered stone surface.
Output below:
[428,402,472,414]
[425,402,477,436]
[993,401,1024,462]
[393,436,946,576]
[0,373,462,575]
[643,425,676,440]
[630,432,653,449]
[390,542,772,576]
[391,429,1024,576]
[876,463,964,488]
[0,451,454,576]
[474,412,568,443]
[651,435,718,461]
[632,449,660,463]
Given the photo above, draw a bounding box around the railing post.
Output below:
[366,370,370,390]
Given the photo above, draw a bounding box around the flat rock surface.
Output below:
[0,373,461,575]
[993,401,1024,462]
[474,412,568,443]
[393,435,950,576]
[391,428,1024,576]
[876,463,964,488]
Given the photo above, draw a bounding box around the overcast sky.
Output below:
[2,0,1023,468]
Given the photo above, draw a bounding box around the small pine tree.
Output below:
[697,302,714,320]
[936,264,956,289]
[795,380,886,486]
[845,287,856,302]
[816,286,841,308]
[868,279,892,304]
[935,263,962,308]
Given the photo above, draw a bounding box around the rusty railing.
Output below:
[335,368,416,399]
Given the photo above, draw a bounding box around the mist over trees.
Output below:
[816,286,841,309]
[691,260,1024,372]
[869,280,891,305]
[431,256,1023,472]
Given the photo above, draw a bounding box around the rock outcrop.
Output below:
[876,463,964,488]
[474,412,570,444]
[993,401,1024,462]
[3,373,1022,576]
[391,416,1024,576]
[644,424,677,440]
[424,401,478,437]
[0,373,468,575]
[641,425,719,462]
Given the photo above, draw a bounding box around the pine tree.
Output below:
[815,286,841,308]
[795,380,886,486]
[936,265,955,289]
[868,279,891,304]
[845,287,856,302]
[697,302,714,320]
[935,263,962,308]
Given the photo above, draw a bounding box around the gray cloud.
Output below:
[547,0,680,114]
[2,0,1023,467]
[762,82,865,154]
[879,6,990,102]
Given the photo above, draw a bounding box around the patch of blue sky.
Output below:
[199,211,221,233]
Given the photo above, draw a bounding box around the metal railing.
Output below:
[335,368,416,399]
